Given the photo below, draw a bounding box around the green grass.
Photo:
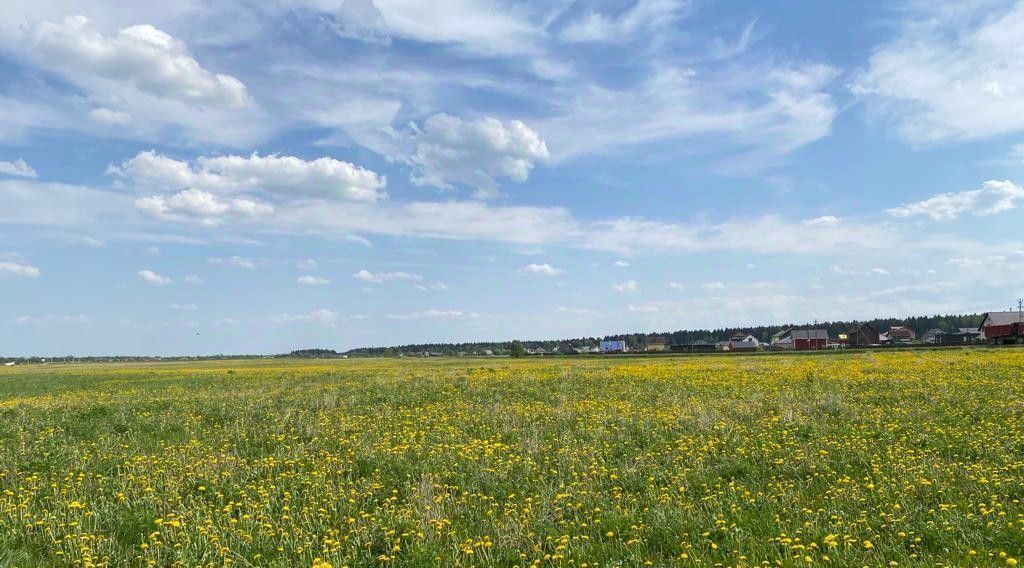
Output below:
[0,350,1022,566]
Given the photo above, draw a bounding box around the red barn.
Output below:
[792,329,829,350]
[980,312,1024,344]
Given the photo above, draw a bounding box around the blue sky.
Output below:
[2,0,1024,356]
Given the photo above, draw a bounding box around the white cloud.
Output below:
[146,246,161,256]
[296,258,318,270]
[272,308,337,327]
[135,188,273,225]
[399,114,549,199]
[0,158,37,178]
[170,303,197,311]
[561,0,688,43]
[612,279,639,293]
[522,263,563,276]
[184,274,205,285]
[297,275,331,285]
[113,151,387,203]
[538,63,837,164]
[627,304,660,313]
[317,0,543,56]
[0,261,41,278]
[9,314,92,326]
[703,281,726,290]
[88,107,132,125]
[803,215,840,227]
[886,180,1024,220]
[852,2,1024,143]
[416,281,450,291]
[353,269,423,283]
[137,269,171,285]
[666,282,684,290]
[22,16,249,109]
[208,256,256,269]
[385,309,478,320]
[614,260,631,267]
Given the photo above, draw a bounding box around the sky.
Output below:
[2,0,1024,356]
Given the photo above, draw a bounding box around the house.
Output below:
[958,328,984,342]
[847,322,879,347]
[600,340,626,353]
[980,312,1024,344]
[715,341,732,352]
[670,339,716,353]
[729,332,759,352]
[793,329,829,350]
[888,326,916,343]
[921,329,947,344]
[771,328,829,350]
[770,328,794,349]
[645,335,668,352]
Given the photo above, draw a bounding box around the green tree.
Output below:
[510,340,526,358]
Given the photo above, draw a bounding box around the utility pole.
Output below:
[1018,298,1023,323]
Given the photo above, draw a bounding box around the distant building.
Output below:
[600,340,627,353]
[980,312,1024,344]
[770,328,828,350]
[645,335,668,352]
[729,332,759,352]
[847,322,879,347]
[670,339,715,353]
[888,326,917,343]
[921,328,947,344]
[715,341,732,352]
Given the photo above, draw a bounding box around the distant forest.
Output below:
[338,313,986,357]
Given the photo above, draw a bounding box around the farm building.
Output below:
[771,328,829,350]
[846,323,879,347]
[715,341,731,352]
[645,335,668,352]
[888,326,917,343]
[980,312,1024,344]
[670,339,716,353]
[921,329,946,343]
[600,340,627,353]
[729,332,759,352]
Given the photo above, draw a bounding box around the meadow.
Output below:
[1,350,1022,567]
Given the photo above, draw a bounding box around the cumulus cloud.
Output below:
[852,2,1024,143]
[353,269,422,283]
[522,263,563,276]
[886,180,1024,220]
[0,158,37,178]
[0,261,41,278]
[272,308,337,327]
[137,269,171,285]
[135,188,273,225]
[627,304,659,313]
[184,275,205,285]
[22,16,249,109]
[112,150,387,204]
[703,281,726,290]
[614,260,631,267]
[170,303,198,311]
[208,256,255,269]
[297,275,330,285]
[612,279,639,293]
[400,114,549,199]
[667,282,684,290]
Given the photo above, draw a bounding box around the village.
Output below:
[522,309,1024,355]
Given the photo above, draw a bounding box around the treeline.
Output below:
[343,313,986,356]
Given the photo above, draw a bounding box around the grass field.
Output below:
[1,350,1023,567]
